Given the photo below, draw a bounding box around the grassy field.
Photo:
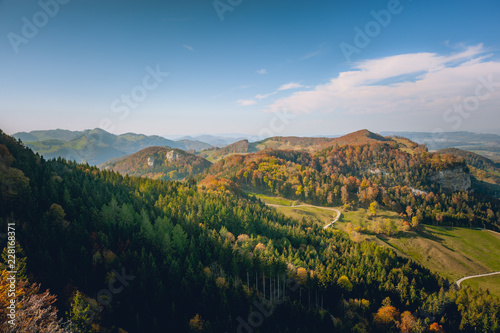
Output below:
[271,205,338,227]
[460,275,500,297]
[249,192,500,296]
[384,227,500,280]
[250,192,294,206]
[248,192,338,227]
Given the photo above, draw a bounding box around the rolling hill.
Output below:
[100,146,212,180]
[437,147,500,170]
[382,131,500,161]
[198,139,257,161]
[177,134,246,147]
[198,129,392,161]
[13,128,83,142]
[13,128,212,165]
[203,130,499,231]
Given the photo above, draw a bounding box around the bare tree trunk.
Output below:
[256,272,258,294]
[269,276,272,301]
[263,274,265,300]
[277,274,280,299]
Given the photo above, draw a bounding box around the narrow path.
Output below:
[456,271,500,286]
[265,203,341,229]
[485,229,500,237]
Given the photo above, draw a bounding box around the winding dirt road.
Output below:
[265,203,341,229]
[456,271,500,286]
[267,203,499,286]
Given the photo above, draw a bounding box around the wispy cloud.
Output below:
[266,44,500,116]
[301,50,322,60]
[257,69,268,75]
[236,99,257,106]
[255,92,277,100]
[236,91,276,106]
[183,44,194,51]
[300,43,327,60]
[278,82,304,91]
[236,82,305,106]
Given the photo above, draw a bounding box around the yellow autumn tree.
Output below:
[189,314,206,332]
[297,267,308,284]
[337,275,353,292]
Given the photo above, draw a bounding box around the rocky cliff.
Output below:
[430,167,471,192]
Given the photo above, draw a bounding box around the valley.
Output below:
[250,192,500,297]
[1,128,499,332]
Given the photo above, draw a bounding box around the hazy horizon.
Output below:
[7,127,500,141]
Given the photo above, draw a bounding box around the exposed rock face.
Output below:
[430,167,471,192]
[166,150,179,161]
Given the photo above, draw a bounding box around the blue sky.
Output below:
[1,0,499,137]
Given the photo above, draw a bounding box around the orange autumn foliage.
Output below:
[0,269,68,332]
[199,175,241,195]
[399,311,419,333]
[429,322,445,332]
[374,305,400,330]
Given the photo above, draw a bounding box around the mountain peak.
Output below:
[333,129,389,145]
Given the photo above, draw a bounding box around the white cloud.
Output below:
[278,82,305,91]
[236,99,257,106]
[257,69,268,75]
[236,92,276,106]
[255,92,277,100]
[266,44,500,119]
[182,44,194,51]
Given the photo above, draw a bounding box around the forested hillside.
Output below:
[1,129,499,332]
[100,146,211,181]
[207,141,500,230]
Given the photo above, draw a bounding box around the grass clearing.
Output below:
[460,275,500,296]
[249,192,500,296]
[272,206,337,228]
[386,226,500,281]
[247,192,338,227]
[248,192,294,206]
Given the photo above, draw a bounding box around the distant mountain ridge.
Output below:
[381,131,500,161]
[13,129,83,142]
[177,135,246,147]
[437,148,499,170]
[198,129,393,161]
[13,128,212,165]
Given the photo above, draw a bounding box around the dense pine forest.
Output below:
[1,129,500,332]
